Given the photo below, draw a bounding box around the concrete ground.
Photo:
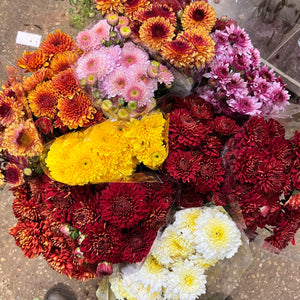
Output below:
[0,0,299,299]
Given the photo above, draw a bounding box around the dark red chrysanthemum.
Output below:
[194,155,225,194]
[179,186,204,208]
[291,159,300,189]
[291,131,300,156]
[267,118,285,139]
[35,117,53,135]
[5,163,24,186]
[80,221,124,264]
[244,116,270,147]
[200,134,224,157]
[212,191,227,206]
[164,150,201,183]
[99,183,148,229]
[121,226,157,263]
[169,108,211,148]
[213,115,239,136]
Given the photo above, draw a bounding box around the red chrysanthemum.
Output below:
[169,108,211,148]
[12,194,42,221]
[5,163,24,186]
[40,30,78,55]
[267,118,285,139]
[213,115,239,136]
[179,186,205,208]
[122,226,157,263]
[201,134,224,157]
[194,155,225,194]
[99,183,148,229]
[9,220,48,258]
[80,221,124,264]
[164,150,201,183]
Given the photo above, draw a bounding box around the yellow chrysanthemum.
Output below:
[94,0,125,15]
[181,1,216,32]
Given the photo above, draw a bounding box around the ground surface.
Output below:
[0,0,299,299]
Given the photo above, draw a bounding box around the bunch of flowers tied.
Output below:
[0,0,298,297]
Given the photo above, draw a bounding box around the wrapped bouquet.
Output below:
[0,0,299,299]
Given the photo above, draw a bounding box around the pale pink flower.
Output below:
[120,42,149,69]
[158,65,174,86]
[76,29,97,51]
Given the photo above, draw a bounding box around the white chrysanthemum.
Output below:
[194,207,242,260]
[165,260,207,300]
[130,255,167,293]
[188,254,218,270]
[109,276,135,300]
[172,207,202,243]
[152,225,195,266]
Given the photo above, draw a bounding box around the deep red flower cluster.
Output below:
[9,174,177,279]
[163,94,240,208]
[223,116,300,251]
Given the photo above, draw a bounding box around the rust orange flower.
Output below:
[2,119,43,157]
[57,92,97,129]
[178,28,215,67]
[124,0,150,17]
[161,38,196,68]
[40,30,78,55]
[49,51,80,74]
[139,17,175,51]
[52,68,80,98]
[181,1,216,32]
[0,93,24,126]
[18,50,49,72]
[28,81,59,119]
[94,0,125,15]
[23,68,54,92]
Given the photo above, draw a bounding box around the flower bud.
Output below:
[147,65,159,79]
[23,168,32,176]
[86,73,97,85]
[74,247,84,258]
[119,25,131,38]
[109,31,118,38]
[60,224,72,237]
[80,78,86,86]
[78,233,86,245]
[118,108,129,119]
[151,60,160,68]
[117,97,125,106]
[71,229,79,240]
[127,101,137,111]
[101,100,113,112]
[117,16,129,29]
[92,89,101,99]
[106,13,119,26]
[96,261,113,276]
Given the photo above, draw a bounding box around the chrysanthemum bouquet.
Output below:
[1,0,299,299]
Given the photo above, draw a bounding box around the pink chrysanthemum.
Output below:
[76,29,97,51]
[123,82,152,106]
[105,67,129,98]
[120,42,149,69]
[76,50,115,80]
[91,20,111,46]
[158,64,174,85]
[102,45,121,67]
[130,64,157,92]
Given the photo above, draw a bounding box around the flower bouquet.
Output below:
[0,0,299,299]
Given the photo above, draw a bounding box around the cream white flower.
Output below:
[152,225,195,265]
[165,259,206,300]
[194,207,242,260]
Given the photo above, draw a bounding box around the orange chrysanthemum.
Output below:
[49,51,80,74]
[57,92,97,129]
[23,68,54,92]
[2,119,43,157]
[28,81,59,119]
[52,68,80,98]
[133,4,176,25]
[124,0,150,17]
[161,38,196,68]
[94,0,125,15]
[178,28,215,67]
[181,1,216,32]
[0,93,24,127]
[18,50,49,72]
[139,17,175,51]
[40,30,78,55]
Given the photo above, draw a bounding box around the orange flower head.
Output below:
[40,30,78,55]
[18,50,49,72]
[23,68,54,92]
[94,0,125,15]
[178,28,215,67]
[161,38,196,68]
[181,1,216,32]
[2,119,43,157]
[49,50,80,74]
[57,92,97,129]
[28,81,59,119]
[0,93,24,127]
[124,0,150,17]
[139,17,175,51]
[52,68,80,98]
